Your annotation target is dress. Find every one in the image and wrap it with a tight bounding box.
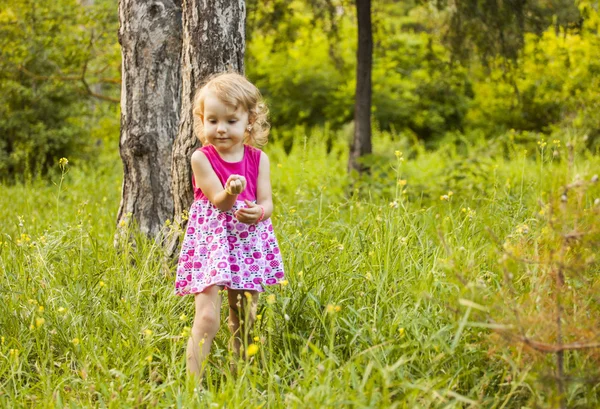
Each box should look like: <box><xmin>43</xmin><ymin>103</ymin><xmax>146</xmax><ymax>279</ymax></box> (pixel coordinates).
<box><xmin>175</xmin><ymin>144</ymin><xmax>285</xmax><ymax>295</ymax></box>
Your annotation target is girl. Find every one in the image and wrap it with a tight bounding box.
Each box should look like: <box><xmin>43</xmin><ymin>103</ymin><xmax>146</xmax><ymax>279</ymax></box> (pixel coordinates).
<box><xmin>174</xmin><ymin>72</ymin><xmax>285</xmax><ymax>378</ymax></box>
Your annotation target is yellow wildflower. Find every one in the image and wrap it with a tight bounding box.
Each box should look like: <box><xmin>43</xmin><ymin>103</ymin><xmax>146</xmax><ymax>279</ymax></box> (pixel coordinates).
<box><xmin>58</xmin><ymin>157</ymin><xmax>69</xmax><ymax>167</ymax></box>
<box><xmin>280</xmin><ymin>280</ymin><xmax>289</xmax><ymax>287</ymax></box>
<box><xmin>179</xmin><ymin>314</ymin><xmax>187</xmax><ymax>321</ymax></box>
<box><xmin>35</xmin><ymin>318</ymin><xmax>45</xmax><ymax>327</ymax></box>
<box><xmin>398</xmin><ymin>179</ymin><xmax>407</xmax><ymax>186</ymax></box>
<box><xmin>144</xmin><ymin>329</ymin><xmax>153</xmax><ymax>337</ymax></box>
<box><xmin>266</xmin><ymin>294</ymin><xmax>276</xmax><ymax>305</ymax></box>
<box><xmin>246</xmin><ymin>343</ymin><xmax>259</xmax><ymax>357</ymax></box>
<box><xmin>72</xmin><ymin>338</ymin><xmax>80</xmax><ymax>346</ymax></box>
<box><xmin>398</xmin><ymin>327</ymin><xmax>405</xmax><ymax>337</ymax></box>
<box><xmin>253</xmin><ymin>336</ymin><xmax>260</xmax><ymax>342</ymax></box>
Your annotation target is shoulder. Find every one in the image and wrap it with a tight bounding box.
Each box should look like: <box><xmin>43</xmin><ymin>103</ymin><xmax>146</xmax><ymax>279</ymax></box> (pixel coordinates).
<box><xmin>191</xmin><ymin>149</ymin><xmax>212</xmax><ymax>171</ymax></box>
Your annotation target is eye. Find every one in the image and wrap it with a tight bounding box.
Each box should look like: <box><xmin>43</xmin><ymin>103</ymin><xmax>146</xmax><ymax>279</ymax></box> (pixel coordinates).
<box><xmin>228</xmin><ymin>120</ymin><xmax>238</xmax><ymax>124</ymax></box>
<box><xmin>208</xmin><ymin>119</ymin><xmax>217</xmax><ymax>124</ymax></box>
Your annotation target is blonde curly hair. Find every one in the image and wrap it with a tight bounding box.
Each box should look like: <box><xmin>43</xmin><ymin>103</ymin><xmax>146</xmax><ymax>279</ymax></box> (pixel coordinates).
<box><xmin>192</xmin><ymin>72</ymin><xmax>270</xmax><ymax>147</ymax></box>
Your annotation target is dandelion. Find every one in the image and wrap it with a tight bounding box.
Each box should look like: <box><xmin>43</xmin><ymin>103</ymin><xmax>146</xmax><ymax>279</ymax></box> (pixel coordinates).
<box><xmin>280</xmin><ymin>280</ymin><xmax>289</xmax><ymax>287</ymax></box>
<box><xmin>398</xmin><ymin>327</ymin><xmax>405</xmax><ymax>337</ymax></box>
<box><xmin>35</xmin><ymin>318</ymin><xmax>45</xmax><ymax>327</ymax></box>
<box><xmin>256</xmin><ymin>314</ymin><xmax>262</xmax><ymax>320</ymax></box>
<box><xmin>144</xmin><ymin>329</ymin><xmax>153</xmax><ymax>337</ymax></box>
<box><xmin>38</xmin><ymin>306</ymin><xmax>44</xmax><ymax>313</ymax></box>
<box><xmin>246</xmin><ymin>343</ymin><xmax>259</xmax><ymax>356</ymax></box>
<box><xmin>266</xmin><ymin>294</ymin><xmax>276</xmax><ymax>305</ymax></box>
<box><xmin>253</xmin><ymin>336</ymin><xmax>260</xmax><ymax>342</ymax></box>
<box><xmin>146</xmin><ymin>355</ymin><xmax>153</xmax><ymax>363</ymax></box>
<box><xmin>99</xmin><ymin>281</ymin><xmax>105</xmax><ymax>288</ymax></box>
<box><xmin>72</xmin><ymin>338</ymin><xmax>80</xmax><ymax>346</ymax></box>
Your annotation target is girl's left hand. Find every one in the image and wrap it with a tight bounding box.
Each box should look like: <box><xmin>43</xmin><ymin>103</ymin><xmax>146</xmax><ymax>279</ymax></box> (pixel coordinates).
<box><xmin>234</xmin><ymin>200</ymin><xmax>263</xmax><ymax>224</ymax></box>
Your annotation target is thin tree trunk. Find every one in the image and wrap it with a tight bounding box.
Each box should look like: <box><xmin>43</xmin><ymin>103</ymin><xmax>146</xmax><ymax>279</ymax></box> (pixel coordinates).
<box><xmin>348</xmin><ymin>0</ymin><xmax>372</xmax><ymax>175</ymax></box>
<box><xmin>168</xmin><ymin>0</ymin><xmax>245</xmax><ymax>254</ymax></box>
<box><xmin>117</xmin><ymin>0</ymin><xmax>182</xmax><ymax>241</ymax></box>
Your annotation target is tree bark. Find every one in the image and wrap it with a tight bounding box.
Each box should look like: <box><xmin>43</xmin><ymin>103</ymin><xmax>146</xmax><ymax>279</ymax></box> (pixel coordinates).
<box><xmin>169</xmin><ymin>0</ymin><xmax>245</xmax><ymax>251</ymax></box>
<box><xmin>117</xmin><ymin>0</ymin><xmax>182</xmax><ymax>241</ymax></box>
<box><xmin>348</xmin><ymin>0</ymin><xmax>372</xmax><ymax>175</ymax></box>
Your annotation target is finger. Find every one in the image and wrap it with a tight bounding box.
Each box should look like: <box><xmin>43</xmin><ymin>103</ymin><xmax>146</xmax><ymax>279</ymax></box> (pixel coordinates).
<box><xmin>244</xmin><ymin>200</ymin><xmax>255</xmax><ymax>207</ymax></box>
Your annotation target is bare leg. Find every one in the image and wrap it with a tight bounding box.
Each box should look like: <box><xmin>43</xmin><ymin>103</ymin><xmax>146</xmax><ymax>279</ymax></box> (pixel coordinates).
<box><xmin>187</xmin><ymin>285</ymin><xmax>222</xmax><ymax>380</ymax></box>
<box><xmin>227</xmin><ymin>290</ymin><xmax>259</xmax><ymax>359</ymax></box>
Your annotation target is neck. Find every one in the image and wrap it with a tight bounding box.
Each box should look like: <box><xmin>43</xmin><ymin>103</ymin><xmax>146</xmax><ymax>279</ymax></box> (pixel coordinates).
<box><xmin>213</xmin><ymin>144</ymin><xmax>245</xmax><ymax>162</ymax></box>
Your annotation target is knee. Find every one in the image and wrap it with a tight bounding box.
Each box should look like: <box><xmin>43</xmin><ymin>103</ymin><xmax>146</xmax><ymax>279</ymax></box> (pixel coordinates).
<box><xmin>192</xmin><ymin>309</ymin><xmax>220</xmax><ymax>339</ymax></box>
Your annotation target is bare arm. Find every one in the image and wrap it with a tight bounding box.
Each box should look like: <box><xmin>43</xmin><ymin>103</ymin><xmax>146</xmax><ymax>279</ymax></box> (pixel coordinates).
<box><xmin>191</xmin><ymin>150</ymin><xmax>243</xmax><ymax>212</ymax></box>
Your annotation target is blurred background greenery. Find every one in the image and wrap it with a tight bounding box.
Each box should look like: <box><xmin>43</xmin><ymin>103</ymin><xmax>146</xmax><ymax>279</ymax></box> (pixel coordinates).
<box><xmin>1</xmin><ymin>0</ymin><xmax>599</xmax><ymax>180</ymax></box>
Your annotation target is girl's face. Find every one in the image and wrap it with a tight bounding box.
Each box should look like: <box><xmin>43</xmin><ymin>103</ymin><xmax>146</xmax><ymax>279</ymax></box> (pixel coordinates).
<box><xmin>202</xmin><ymin>91</ymin><xmax>249</xmax><ymax>154</ymax></box>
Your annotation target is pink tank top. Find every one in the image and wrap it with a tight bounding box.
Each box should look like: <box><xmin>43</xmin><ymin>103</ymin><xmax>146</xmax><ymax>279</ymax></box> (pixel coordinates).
<box><xmin>192</xmin><ymin>144</ymin><xmax>261</xmax><ymax>202</ymax></box>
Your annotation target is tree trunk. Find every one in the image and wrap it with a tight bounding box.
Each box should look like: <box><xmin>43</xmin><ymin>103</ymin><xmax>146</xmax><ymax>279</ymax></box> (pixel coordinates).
<box><xmin>169</xmin><ymin>0</ymin><xmax>245</xmax><ymax>253</ymax></box>
<box><xmin>348</xmin><ymin>0</ymin><xmax>372</xmax><ymax>175</ymax></box>
<box><xmin>117</xmin><ymin>0</ymin><xmax>182</xmax><ymax>240</ymax></box>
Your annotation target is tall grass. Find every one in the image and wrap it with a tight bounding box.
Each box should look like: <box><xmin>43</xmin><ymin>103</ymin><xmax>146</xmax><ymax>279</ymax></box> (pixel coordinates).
<box><xmin>0</xmin><ymin>131</ymin><xmax>599</xmax><ymax>408</ymax></box>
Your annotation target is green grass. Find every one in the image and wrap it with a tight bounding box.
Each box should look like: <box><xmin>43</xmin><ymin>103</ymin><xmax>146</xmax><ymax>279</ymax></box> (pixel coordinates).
<box><xmin>1</xmin><ymin>133</ymin><xmax>599</xmax><ymax>408</ymax></box>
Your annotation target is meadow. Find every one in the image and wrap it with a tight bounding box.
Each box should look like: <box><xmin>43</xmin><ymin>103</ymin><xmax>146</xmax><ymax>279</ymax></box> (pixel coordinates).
<box><xmin>1</xmin><ymin>131</ymin><xmax>599</xmax><ymax>408</ymax></box>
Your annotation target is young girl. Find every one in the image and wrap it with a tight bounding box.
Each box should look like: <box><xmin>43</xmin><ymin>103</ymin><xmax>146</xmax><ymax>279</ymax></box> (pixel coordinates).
<box><xmin>174</xmin><ymin>72</ymin><xmax>285</xmax><ymax>378</ymax></box>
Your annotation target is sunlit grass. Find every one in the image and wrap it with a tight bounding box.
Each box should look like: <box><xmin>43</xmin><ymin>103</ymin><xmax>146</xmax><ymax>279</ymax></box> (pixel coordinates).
<box><xmin>1</xmin><ymin>132</ymin><xmax>599</xmax><ymax>408</ymax></box>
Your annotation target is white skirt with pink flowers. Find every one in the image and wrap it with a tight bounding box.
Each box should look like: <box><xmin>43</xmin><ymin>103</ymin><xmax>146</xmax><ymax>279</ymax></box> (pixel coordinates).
<box><xmin>174</xmin><ymin>200</ymin><xmax>285</xmax><ymax>295</ymax></box>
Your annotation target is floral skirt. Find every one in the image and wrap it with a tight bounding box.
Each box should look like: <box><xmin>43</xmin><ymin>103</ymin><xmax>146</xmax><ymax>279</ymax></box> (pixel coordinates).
<box><xmin>175</xmin><ymin>200</ymin><xmax>285</xmax><ymax>296</ymax></box>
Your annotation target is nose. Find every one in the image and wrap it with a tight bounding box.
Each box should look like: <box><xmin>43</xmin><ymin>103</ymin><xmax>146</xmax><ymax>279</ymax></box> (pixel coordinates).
<box><xmin>217</xmin><ymin>122</ymin><xmax>226</xmax><ymax>134</ymax></box>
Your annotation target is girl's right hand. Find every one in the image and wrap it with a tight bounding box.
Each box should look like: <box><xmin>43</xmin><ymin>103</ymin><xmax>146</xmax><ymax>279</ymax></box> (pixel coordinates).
<box><xmin>224</xmin><ymin>174</ymin><xmax>246</xmax><ymax>195</ymax></box>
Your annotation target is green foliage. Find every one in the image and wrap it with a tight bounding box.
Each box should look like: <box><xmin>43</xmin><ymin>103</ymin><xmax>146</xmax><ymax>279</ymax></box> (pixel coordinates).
<box><xmin>1</xmin><ymin>133</ymin><xmax>599</xmax><ymax>407</ymax></box>
<box><xmin>466</xmin><ymin>21</ymin><xmax>600</xmax><ymax>146</ymax></box>
<box><xmin>247</xmin><ymin>1</ymin><xmax>473</xmax><ymax>143</ymax></box>
<box><xmin>0</xmin><ymin>0</ymin><xmax>119</xmax><ymax>180</ymax></box>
